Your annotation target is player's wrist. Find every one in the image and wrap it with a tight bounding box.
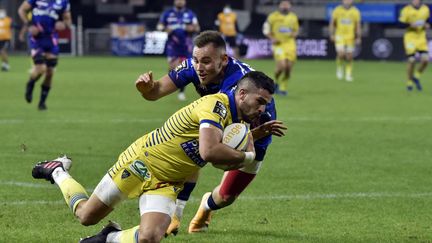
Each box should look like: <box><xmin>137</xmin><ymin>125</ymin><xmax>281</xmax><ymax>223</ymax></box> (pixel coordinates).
<box><xmin>243</xmin><ymin>151</ymin><xmax>255</xmax><ymax>164</ymax></box>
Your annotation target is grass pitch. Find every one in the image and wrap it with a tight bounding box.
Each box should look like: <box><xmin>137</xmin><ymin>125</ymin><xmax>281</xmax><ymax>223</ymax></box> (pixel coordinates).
<box><xmin>0</xmin><ymin>56</ymin><xmax>431</xmax><ymax>242</ymax></box>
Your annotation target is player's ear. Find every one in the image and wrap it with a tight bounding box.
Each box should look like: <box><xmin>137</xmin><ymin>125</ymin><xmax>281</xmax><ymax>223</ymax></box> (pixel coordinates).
<box><xmin>222</xmin><ymin>53</ymin><xmax>229</xmax><ymax>64</ymax></box>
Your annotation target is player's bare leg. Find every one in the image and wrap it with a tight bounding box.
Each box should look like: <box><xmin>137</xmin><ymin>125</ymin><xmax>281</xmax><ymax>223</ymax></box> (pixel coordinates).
<box><xmin>25</xmin><ymin>62</ymin><xmax>45</xmax><ymax>103</ymax></box>
<box><xmin>406</xmin><ymin>56</ymin><xmax>415</xmax><ymax>91</ymax></box>
<box><xmin>412</xmin><ymin>53</ymin><xmax>428</xmax><ymax>91</ymax></box>
<box><xmin>165</xmin><ymin>172</ymin><xmax>199</xmax><ymax>236</ymax></box>
<box><xmin>189</xmin><ymin>167</ymin><xmax>259</xmax><ymax>233</ymax></box>
<box><xmin>32</xmin><ymin>156</ymin><xmax>114</xmax><ymax>226</ymax></box>
<box><xmin>0</xmin><ymin>48</ymin><xmax>9</xmax><ymax>71</ymax></box>
<box><xmin>274</xmin><ymin>60</ymin><xmax>284</xmax><ymax>93</ymax></box>
<box><xmin>336</xmin><ymin>50</ymin><xmax>345</xmax><ymax>80</ymax></box>
<box><xmin>345</xmin><ymin>52</ymin><xmax>354</xmax><ymax>82</ymax></box>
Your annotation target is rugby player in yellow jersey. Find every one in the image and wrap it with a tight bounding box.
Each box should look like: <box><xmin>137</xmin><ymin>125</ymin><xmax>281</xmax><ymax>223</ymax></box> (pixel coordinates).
<box><xmin>399</xmin><ymin>0</ymin><xmax>430</xmax><ymax>91</ymax></box>
<box><xmin>263</xmin><ymin>0</ymin><xmax>299</xmax><ymax>96</ymax></box>
<box><xmin>329</xmin><ymin>0</ymin><xmax>361</xmax><ymax>82</ymax></box>
<box><xmin>0</xmin><ymin>9</ymin><xmax>12</xmax><ymax>71</ymax></box>
<box><xmin>216</xmin><ymin>5</ymin><xmax>240</xmax><ymax>59</ymax></box>
<box><xmin>31</xmin><ymin>71</ymin><xmax>275</xmax><ymax>243</ymax></box>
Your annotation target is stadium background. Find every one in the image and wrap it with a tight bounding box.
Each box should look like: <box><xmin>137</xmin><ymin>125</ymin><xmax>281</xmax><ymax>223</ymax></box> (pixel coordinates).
<box><xmin>2</xmin><ymin>0</ymin><xmax>432</xmax><ymax>59</ymax></box>
<box><xmin>1</xmin><ymin>1</ymin><xmax>432</xmax><ymax>242</ymax></box>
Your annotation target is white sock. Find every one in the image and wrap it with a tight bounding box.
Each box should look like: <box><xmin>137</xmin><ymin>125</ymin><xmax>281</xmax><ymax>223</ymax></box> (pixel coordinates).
<box><xmin>175</xmin><ymin>199</ymin><xmax>187</xmax><ymax>219</ymax></box>
<box><xmin>52</xmin><ymin>167</ymin><xmax>71</xmax><ymax>185</ymax></box>
<box><xmin>203</xmin><ymin>197</ymin><xmax>211</xmax><ymax>211</ymax></box>
<box><xmin>106</xmin><ymin>231</ymin><xmax>121</xmax><ymax>243</ymax></box>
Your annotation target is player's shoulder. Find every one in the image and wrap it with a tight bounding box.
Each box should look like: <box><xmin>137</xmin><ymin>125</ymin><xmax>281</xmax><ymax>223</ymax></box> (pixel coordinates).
<box><xmin>401</xmin><ymin>4</ymin><xmax>411</xmax><ymax>12</ymax></box>
<box><xmin>174</xmin><ymin>58</ymin><xmax>194</xmax><ymax>73</ymax></box>
<box><xmin>185</xmin><ymin>8</ymin><xmax>198</xmax><ymax>16</ymax></box>
<box><xmin>421</xmin><ymin>4</ymin><xmax>430</xmax><ymax>12</ymax></box>
<box><xmin>333</xmin><ymin>5</ymin><xmax>344</xmax><ymax>12</ymax></box>
<box><xmin>268</xmin><ymin>11</ymin><xmax>279</xmax><ymax>20</ymax></box>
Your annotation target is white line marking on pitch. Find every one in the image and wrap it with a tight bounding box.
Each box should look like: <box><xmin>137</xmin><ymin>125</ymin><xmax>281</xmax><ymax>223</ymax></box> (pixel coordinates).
<box><xmin>1</xmin><ymin>116</ymin><xmax>432</xmax><ymax>125</ymax></box>
<box><xmin>2</xmin><ymin>180</ymin><xmax>432</xmax><ymax>205</ymax></box>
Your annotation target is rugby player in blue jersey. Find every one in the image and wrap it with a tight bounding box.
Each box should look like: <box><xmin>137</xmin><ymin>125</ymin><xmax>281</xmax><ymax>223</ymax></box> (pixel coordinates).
<box><xmin>136</xmin><ymin>30</ymin><xmax>287</xmax><ymax>235</ymax></box>
<box><xmin>18</xmin><ymin>0</ymin><xmax>71</xmax><ymax>110</ymax></box>
<box><xmin>157</xmin><ymin>0</ymin><xmax>200</xmax><ymax>101</ymax></box>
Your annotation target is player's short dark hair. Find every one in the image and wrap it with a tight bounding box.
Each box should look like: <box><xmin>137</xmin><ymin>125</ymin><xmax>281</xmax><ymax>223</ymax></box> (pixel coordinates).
<box><xmin>193</xmin><ymin>30</ymin><xmax>227</xmax><ymax>50</ymax></box>
<box><xmin>237</xmin><ymin>71</ymin><xmax>275</xmax><ymax>94</ymax></box>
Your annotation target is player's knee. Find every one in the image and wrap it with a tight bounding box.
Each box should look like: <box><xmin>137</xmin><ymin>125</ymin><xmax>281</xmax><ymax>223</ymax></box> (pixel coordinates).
<box><xmin>75</xmin><ymin>207</ymin><xmax>101</xmax><ymax>226</ymax></box>
<box><xmin>46</xmin><ymin>58</ymin><xmax>58</xmax><ymax>68</ymax></box>
<box><xmin>407</xmin><ymin>55</ymin><xmax>416</xmax><ymax>63</ymax></box>
<box><xmin>137</xmin><ymin>228</ymin><xmax>164</xmax><ymax>243</ymax></box>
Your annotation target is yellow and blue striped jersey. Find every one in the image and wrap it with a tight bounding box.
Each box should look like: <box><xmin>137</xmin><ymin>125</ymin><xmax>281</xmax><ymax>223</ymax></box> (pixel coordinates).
<box><xmin>266</xmin><ymin>11</ymin><xmax>299</xmax><ymax>43</ymax></box>
<box><xmin>138</xmin><ymin>92</ymin><xmax>238</xmax><ymax>182</ymax></box>
<box><xmin>332</xmin><ymin>5</ymin><xmax>361</xmax><ymax>39</ymax></box>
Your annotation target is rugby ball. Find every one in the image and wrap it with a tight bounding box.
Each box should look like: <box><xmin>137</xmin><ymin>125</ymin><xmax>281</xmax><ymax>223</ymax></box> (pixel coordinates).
<box><xmin>222</xmin><ymin>123</ymin><xmax>249</xmax><ymax>151</ymax></box>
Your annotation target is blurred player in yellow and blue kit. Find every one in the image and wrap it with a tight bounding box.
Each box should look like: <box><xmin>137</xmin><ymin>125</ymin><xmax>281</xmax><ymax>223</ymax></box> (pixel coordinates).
<box><xmin>216</xmin><ymin>4</ymin><xmax>240</xmax><ymax>59</ymax></box>
<box><xmin>329</xmin><ymin>0</ymin><xmax>361</xmax><ymax>82</ymax></box>
<box><xmin>0</xmin><ymin>9</ymin><xmax>12</xmax><ymax>71</ymax></box>
<box><xmin>263</xmin><ymin>0</ymin><xmax>299</xmax><ymax>96</ymax></box>
<box><xmin>399</xmin><ymin>0</ymin><xmax>430</xmax><ymax>91</ymax></box>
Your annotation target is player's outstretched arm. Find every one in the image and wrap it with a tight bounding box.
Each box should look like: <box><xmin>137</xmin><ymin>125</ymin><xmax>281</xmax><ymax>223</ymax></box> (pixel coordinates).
<box><xmin>251</xmin><ymin>120</ymin><xmax>287</xmax><ymax>140</ymax></box>
<box><xmin>135</xmin><ymin>72</ymin><xmax>178</xmax><ymax>101</ymax></box>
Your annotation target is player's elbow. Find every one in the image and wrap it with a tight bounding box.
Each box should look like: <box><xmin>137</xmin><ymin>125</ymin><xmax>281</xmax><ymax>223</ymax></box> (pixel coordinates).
<box><xmin>200</xmin><ymin>145</ymin><xmax>221</xmax><ymax>162</ymax></box>
<box><xmin>200</xmin><ymin>149</ymin><xmax>215</xmax><ymax>162</ymax></box>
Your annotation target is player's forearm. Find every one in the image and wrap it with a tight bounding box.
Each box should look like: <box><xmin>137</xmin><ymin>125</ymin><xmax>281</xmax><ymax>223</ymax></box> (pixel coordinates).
<box><xmin>18</xmin><ymin>9</ymin><xmax>29</xmax><ymax>25</ymax></box>
<box><xmin>201</xmin><ymin>143</ymin><xmax>246</xmax><ymax>165</ymax></box>
<box><xmin>63</xmin><ymin>13</ymin><xmax>72</xmax><ymax>28</ymax></box>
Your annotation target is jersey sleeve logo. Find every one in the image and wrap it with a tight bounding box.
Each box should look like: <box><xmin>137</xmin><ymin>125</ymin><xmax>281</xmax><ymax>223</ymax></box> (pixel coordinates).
<box><xmin>174</xmin><ymin>59</ymin><xmax>189</xmax><ymax>73</ymax></box>
<box><xmin>213</xmin><ymin>101</ymin><xmax>227</xmax><ymax>119</ymax></box>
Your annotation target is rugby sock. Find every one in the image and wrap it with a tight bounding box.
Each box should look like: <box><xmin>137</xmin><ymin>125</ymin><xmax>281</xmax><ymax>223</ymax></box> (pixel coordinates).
<box><xmin>109</xmin><ymin>225</ymin><xmax>139</xmax><ymax>243</ymax></box>
<box><xmin>175</xmin><ymin>199</ymin><xmax>187</xmax><ymax>219</ymax></box>
<box><xmin>279</xmin><ymin>76</ymin><xmax>288</xmax><ymax>93</ymax></box>
<box><xmin>345</xmin><ymin>61</ymin><xmax>353</xmax><ymax>78</ymax></box>
<box><xmin>414</xmin><ymin>70</ymin><xmax>422</xmax><ymax>79</ymax></box>
<box><xmin>39</xmin><ymin>85</ymin><xmax>51</xmax><ymax>105</ymax></box>
<box><xmin>53</xmin><ymin>168</ymin><xmax>89</xmax><ymax>213</ymax></box>
<box><xmin>336</xmin><ymin>57</ymin><xmax>343</xmax><ymax>71</ymax></box>
<box><xmin>174</xmin><ymin>181</ymin><xmax>195</xmax><ymax>218</ymax></box>
<box><xmin>204</xmin><ymin>194</ymin><xmax>221</xmax><ymax>211</ymax></box>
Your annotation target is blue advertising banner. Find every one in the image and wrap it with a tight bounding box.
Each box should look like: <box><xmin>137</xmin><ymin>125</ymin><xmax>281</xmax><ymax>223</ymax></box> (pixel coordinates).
<box><xmin>326</xmin><ymin>3</ymin><xmax>397</xmax><ymax>23</ymax></box>
<box><xmin>111</xmin><ymin>23</ymin><xmax>146</xmax><ymax>56</ymax></box>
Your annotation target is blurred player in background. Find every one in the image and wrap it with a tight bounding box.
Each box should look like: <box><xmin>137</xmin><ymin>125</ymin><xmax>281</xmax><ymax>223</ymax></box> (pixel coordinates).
<box><xmin>157</xmin><ymin>0</ymin><xmax>200</xmax><ymax>101</ymax></box>
<box><xmin>399</xmin><ymin>0</ymin><xmax>430</xmax><ymax>91</ymax></box>
<box><xmin>0</xmin><ymin>9</ymin><xmax>12</xmax><ymax>71</ymax></box>
<box><xmin>18</xmin><ymin>0</ymin><xmax>72</xmax><ymax>110</ymax></box>
<box><xmin>136</xmin><ymin>31</ymin><xmax>286</xmax><ymax>236</ymax></box>
<box><xmin>263</xmin><ymin>0</ymin><xmax>299</xmax><ymax>96</ymax></box>
<box><xmin>32</xmin><ymin>72</ymin><xmax>274</xmax><ymax>243</ymax></box>
<box><xmin>216</xmin><ymin>4</ymin><xmax>240</xmax><ymax>59</ymax></box>
<box><xmin>329</xmin><ymin>0</ymin><xmax>361</xmax><ymax>82</ymax></box>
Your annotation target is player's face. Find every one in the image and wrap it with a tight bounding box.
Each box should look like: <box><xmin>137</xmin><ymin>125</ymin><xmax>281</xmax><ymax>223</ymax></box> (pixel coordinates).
<box><xmin>279</xmin><ymin>1</ymin><xmax>291</xmax><ymax>14</ymax></box>
<box><xmin>174</xmin><ymin>0</ymin><xmax>186</xmax><ymax>9</ymax></box>
<box><xmin>192</xmin><ymin>44</ymin><xmax>228</xmax><ymax>85</ymax></box>
<box><xmin>412</xmin><ymin>0</ymin><xmax>421</xmax><ymax>7</ymax></box>
<box><xmin>342</xmin><ymin>0</ymin><xmax>353</xmax><ymax>7</ymax></box>
<box><xmin>238</xmin><ymin>87</ymin><xmax>272</xmax><ymax>123</ymax></box>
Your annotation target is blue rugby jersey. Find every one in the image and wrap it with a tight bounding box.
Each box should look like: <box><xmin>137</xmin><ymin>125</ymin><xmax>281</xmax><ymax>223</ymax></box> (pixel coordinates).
<box><xmin>28</xmin><ymin>0</ymin><xmax>70</xmax><ymax>36</ymax></box>
<box><xmin>159</xmin><ymin>8</ymin><xmax>198</xmax><ymax>58</ymax></box>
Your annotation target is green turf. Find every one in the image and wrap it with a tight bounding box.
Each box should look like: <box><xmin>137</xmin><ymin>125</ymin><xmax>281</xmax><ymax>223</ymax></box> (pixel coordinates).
<box><xmin>1</xmin><ymin>56</ymin><xmax>431</xmax><ymax>242</ymax></box>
